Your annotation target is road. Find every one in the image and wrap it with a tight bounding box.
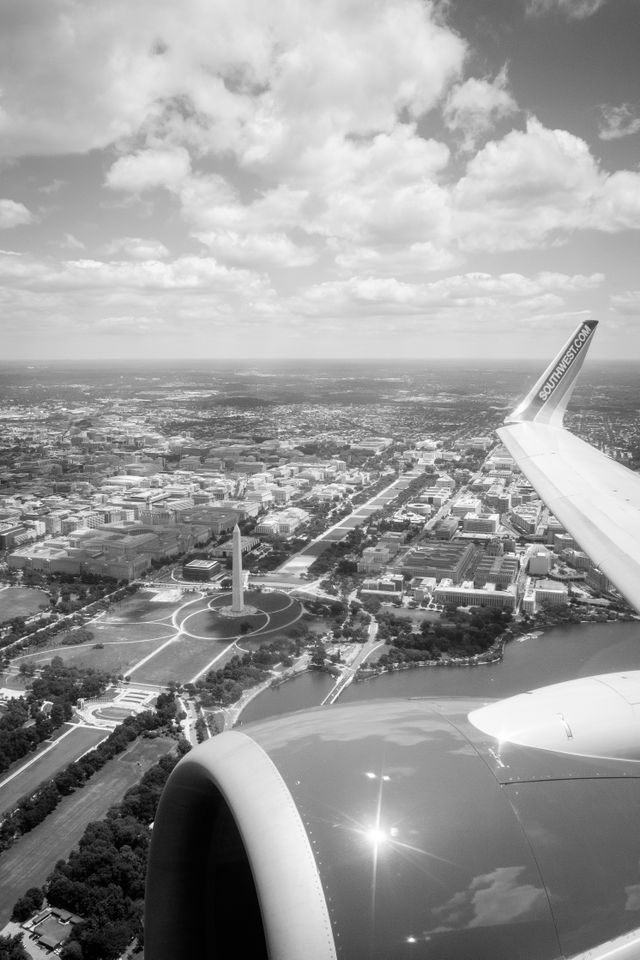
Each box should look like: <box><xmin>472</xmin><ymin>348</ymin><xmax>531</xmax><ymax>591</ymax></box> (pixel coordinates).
<box><xmin>321</xmin><ymin>619</ymin><xmax>383</xmax><ymax>705</ymax></box>
<box><xmin>275</xmin><ymin>472</ymin><xmax>420</xmax><ymax>576</ymax></box>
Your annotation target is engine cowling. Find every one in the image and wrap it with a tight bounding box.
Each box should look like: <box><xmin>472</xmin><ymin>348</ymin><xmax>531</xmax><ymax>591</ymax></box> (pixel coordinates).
<box><xmin>145</xmin><ymin>679</ymin><xmax>640</xmax><ymax>959</ymax></box>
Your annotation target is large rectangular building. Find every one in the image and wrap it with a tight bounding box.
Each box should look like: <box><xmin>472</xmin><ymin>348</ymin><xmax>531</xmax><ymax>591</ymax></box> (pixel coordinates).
<box><xmin>399</xmin><ymin>542</ymin><xmax>477</xmax><ymax>581</ymax></box>
<box><xmin>434</xmin><ymin>579</ymin><xmax>516</xmax><ymax>611</ymax></box>
<box><xmin>463</xmin><ymin>513</ymin><xmax>499</xmax><ymax>535</ymax></box>
<box><xmin>183</xmin><ymin>559</ymin><xmax>221</xmax><ymax>581</ymax></box>
<box><xmin>473</xmin><ymin>554</ymin><xmax>519</xmax><ymax>588</ymax></box>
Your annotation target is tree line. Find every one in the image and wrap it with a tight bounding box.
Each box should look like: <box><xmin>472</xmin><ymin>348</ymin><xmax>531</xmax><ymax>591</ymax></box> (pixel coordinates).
<box><xmin>0</xmin><ymin>658</ymin><xmax>112</xmax><ymax>779</ymax></box>
<box><xmin>376</xmin><ymin>606</ymin><xmax>512</xmax><ymax>666</ymax></box>
<box><xmin>0</xmin><ymin>582</ymin><xmax>137</xmax><ymax>659</ymax></box>
<box><xmin>10</xmin><ymin>744</ymin><xmax>186</xmax><ymax>960</ymax></box>
<box><xmin>0</xmin><ymin>692</ymin><xmax>179</xmax><ymax>855</ymax></box>
<box><xmin>184</xmin><ymin>636</ymin><xmax>303</xmax><ymax>708</ymax></box>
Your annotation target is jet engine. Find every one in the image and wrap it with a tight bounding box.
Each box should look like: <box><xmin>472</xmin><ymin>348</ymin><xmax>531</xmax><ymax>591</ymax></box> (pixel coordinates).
<box><xmin>145</xmin><ymin>674</ymin><xmax>640</xmax><ymax>960</ymax></box>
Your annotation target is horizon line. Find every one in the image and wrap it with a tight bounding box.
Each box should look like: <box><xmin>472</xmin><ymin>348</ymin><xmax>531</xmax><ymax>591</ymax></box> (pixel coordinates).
<box><xmin>0</xmin><ymin>356</ymin><xmax>637</xmax><ymax>365</ymax></box>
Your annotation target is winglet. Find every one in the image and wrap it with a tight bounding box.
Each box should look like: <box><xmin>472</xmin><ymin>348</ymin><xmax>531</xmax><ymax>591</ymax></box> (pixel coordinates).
<box><xmin>505</xmin><ymin>319</ymin><xmax>598</xmax><ymax>426</ymax></box>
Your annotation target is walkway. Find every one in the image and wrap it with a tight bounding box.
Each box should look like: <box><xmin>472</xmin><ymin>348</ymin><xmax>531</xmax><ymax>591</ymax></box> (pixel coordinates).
<box><xmin>321</xmin><ymin>620</ymin><xmax>383</xmax><ymax>705</ymax></box>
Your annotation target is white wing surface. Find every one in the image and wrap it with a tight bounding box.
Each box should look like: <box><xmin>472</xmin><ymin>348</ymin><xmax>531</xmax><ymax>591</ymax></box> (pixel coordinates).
<box><xmin>498</xmin><ymin>320</ymin><xmax>640</xmax><ymax>612</ymax></box>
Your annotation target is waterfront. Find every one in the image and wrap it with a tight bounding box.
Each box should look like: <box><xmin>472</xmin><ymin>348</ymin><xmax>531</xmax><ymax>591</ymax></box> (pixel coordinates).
<box><xmin>238</xmin><ymin>620</ymin><xmax>640</xmax><ymax>724</ymax></box>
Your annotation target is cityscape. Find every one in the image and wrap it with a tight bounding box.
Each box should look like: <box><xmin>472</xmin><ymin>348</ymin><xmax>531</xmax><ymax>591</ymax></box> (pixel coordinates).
<box><xmin>1</xmin><ymin>357</ymin><xmax>640</xmax><ymax>956</ymax></box>
<box><xmin>1</xmin><ymin>0</ymin><xmax>640</xmax><ymax>956</ymax></box>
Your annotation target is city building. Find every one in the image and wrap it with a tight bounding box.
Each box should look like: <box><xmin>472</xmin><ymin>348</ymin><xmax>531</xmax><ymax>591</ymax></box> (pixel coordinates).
<box><xmin>451</xmin><ymin>497</ymin><xmax>481</xmax><ymax>518</ymax></box>
<box><xmin>534</xmin><ymin>579</ymin><xmax>569</xmax><ymax>607</ymax></box>
<box><xmin>433</xmin><ymin>579</ymin><xmax>516</xmax><ymax>610</ymax></box>
<box><xmin>183</xmin><ymin>559</ymin><xmax>221</xmax><ymax>581</ymax></box>
<box><xmin>174</xmin><ymin>506</ymin><xmax>240</xmax><ymax>536</ymax></box>
<box><xmin>360</xmin><ymin>574</ymin><xmax>404</xmax><ymax>596</ymax></box>
<box><xmin>213</xmin><ymin>535</ymin><xmax>259</xmax><ymax>558</ymax></box>
<box><xmin>399</xmin><ymin>542</ymin><xmax>477</xmax><ymax>581</ymax></box>
<box><xmin>462</xmin><ymin>513</ymin><xmax>499</xmax><ymax>535</ymax></box>
<box><xmin>434</xmin><ymin>517</ymin><xmax>459</xmax><ymax>540</ymax></box>
<box><xmin>473</xmin><ymin>554</ymin><xmax>519</xmax><ymax>588</ymax></box>
<box><xmin>522</xmin><ymin>577</ymin><xmax>537</xmax><ymax>615</ymax></box>
<box><xmin>255</xmin><ymin>508</ymin><xmax>309</xmax><ymax>536</ymax></box>
<box><xmin>510</xmin><ymin>503</ymin><xmax>542</xmax><ymax>535</ymax></box>
<box><xmin>528</xmin><ymin>549</ymin><xmax>551</xmax><ymax>575</ymax></box>
<box><xmin>418</xmin><ymin>488</ymin><xmax>450</xmax><ymax>508</ymax></box>
<box><xmin>357</xmin><ymin>545</ymin><xmax>392</xmax><ymax>574</ymax></box>
<box><xmin>350</xmin><ymin>438</ymin><xmax>393</xmax><ymax>454</ymax></box>
<box><xmin>409</xmin><ymin>576</ymin><xmax>437</xmax><ymax>602</ymax></box>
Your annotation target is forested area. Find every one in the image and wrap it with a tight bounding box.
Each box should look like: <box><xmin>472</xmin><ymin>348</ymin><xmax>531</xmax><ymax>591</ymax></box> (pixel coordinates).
<box><xmin>0</xmin><ymin>659</ymin><xmax>112</xmax><ymax>777</ymax></box>
<box><xmin>186</xmin><ymin>637</ymin><xmax>303</xmax><ymax>706</ymax></box>
<box><xmin>12</xmin><ymin>747</ymin><xmax>185</xmax><ymax>960</ymax></box>
<box><xmin>0</xmin><ymin>932</ymin><xmax>29</xmax><ymax>959</ymax></box>
<box><xmin>376</xmin><ymin>607</ymin><xmax>512</xmax><ymax>666</ymax></box>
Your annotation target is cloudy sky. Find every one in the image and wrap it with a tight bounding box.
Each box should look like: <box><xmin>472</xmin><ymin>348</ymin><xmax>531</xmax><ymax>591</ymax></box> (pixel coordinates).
<box><xmin>1</xmin><ymin>0</ymin><xmax>639</xmax><ymax>360</ymax></box>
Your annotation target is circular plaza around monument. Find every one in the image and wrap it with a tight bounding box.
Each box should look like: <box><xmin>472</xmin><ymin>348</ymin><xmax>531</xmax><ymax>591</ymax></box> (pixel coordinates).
<box><xmin>180</xmin><ymin>589</ymin><xmax>303</xmax><ymax>642</ymax></box>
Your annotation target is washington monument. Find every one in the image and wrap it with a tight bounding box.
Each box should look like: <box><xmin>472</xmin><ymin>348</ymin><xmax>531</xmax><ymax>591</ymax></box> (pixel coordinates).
<box><xmin>231</xmin><ymin>524</ymin><xmax>244</xmax><ymax>614</ymax></box>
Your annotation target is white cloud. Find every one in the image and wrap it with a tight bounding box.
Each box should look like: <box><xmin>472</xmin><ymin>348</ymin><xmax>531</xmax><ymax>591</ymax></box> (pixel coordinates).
<box><xmin>194</xmin><ymin>231</ymin><xmax>316</xmax><ymax>267</ymax></box>
<box><xmin>611</xmin><ymin>291</ymin><xmax>640</xmax><ymax>315</ymax></box>
<box><xmin>296</xmin><ymin>128</ymin><xmax>452</xmax><ymax>246</ymax></box>
<box><xmin>0</xmin><ymin>0</ymin><xmax>465</xmax><ymax>159</ymax></box>
<box><xmin>180</xmin><ymin>177</ymin><xmax>307</xmax><ymax>234</ymax></box>
<box><xmin>0</xmin><ymin>249</ymin><xmax>281</xmax><ymax>348</ymax></box>
<box><xmin>0</xmin><ymin>252</ymin><xmax>267</xmax><ymax>294</ymax></box>
<box><xmin>105</xmin><ymin>237</ymin><xmax>170</xmax><ymax>259</ymax></box>
<box><xmin>526</xmin><ymin>0</ymin><xmax>606</xmax><ymax>18</ymax></box>
<box><xmin>333</xmin><ymin>241</ymin><xmax>459</xmax><ymax>276</ymax></box>
<box><xmin>1</xmin><ymin>0</ymin><xmax>638</xmax><ymax>357</ymax></box>
<box><xmin>0</xmin><ymin>199</ymin><xmax>33</xmax><ymax>229</ymax></box>
<box><xmin>106</xmin><ymin>148</ymin><xmax>191</xmax><ymax>192</ymax></box>
<box><xmin>599</xmin><ymin>103</ymin><xmax>640</xmax><ymax>141</ymax></box>
<box><xmin>444</xmin><ymin>66</ymin><xmax>518</xmax><ymax>150</ymax></box>
<box><xmin>453</xmin><ymin>119</ymin><xmax>640</xmax><ymax>251</ymax></box>
<box><xmin>298</xmin><ymin>270</ymin><xmax>601</xmax><ymax>316</ymax></box>
<box><xmin>60</xmin><ymin>233</ymin><xmax>85</xmax><ymax>251</ymax></box>
<box><xmin>177</xmin><ymin>116</ymin><xmax>640</xmax><ymax>271</ymax></box>
<box><xmin>594</xmin><ymin>171</ymin><xmax>640</xmax><ymax>231</ymax></box>
<box><xmin>177</xmin><ymin>127</ymin><xmax>453</xmax><ymax>270</ymax></box>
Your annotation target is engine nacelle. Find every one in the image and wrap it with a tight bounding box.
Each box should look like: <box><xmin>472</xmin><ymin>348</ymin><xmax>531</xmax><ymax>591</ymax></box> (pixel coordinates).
<box><xmin>146</xmin><ymin>680</ymin><xmax>640</xmax><ymax>959</ymax></box>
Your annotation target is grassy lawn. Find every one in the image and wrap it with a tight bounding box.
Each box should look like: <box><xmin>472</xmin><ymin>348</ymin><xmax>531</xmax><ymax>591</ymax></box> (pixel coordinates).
<box><xmin>244</xmin><ymin>591</ymin><xmax>294</xmax><ymax>613</ymax></box>
<box><xmin>182</xmin><ymin>607</ymin><xmax>268</xmax><ymax>640</ymax></box>
<box><xmin>9</xmin><ymin>590</ymin><xmax>303</xmax><ymax>688</ymax></box>
<box><xmin>15</xmin><ymin>619</ymin><xmax>174</xmax><ymax>675</ymax></box>
<box><xmin>135</xmin><ymin>636</ymin><xmax>232</xmax><ymax>686</ymax></box>
<box><xmin>103</xmin><ymin>591</ymin><xmax>178</xmax><ymax>623</ymax></box>
<box><xmin>0</xmin><ymin>735</ymin><xmax>176</xmax><ymax>925</ymax></box>
<box><xmin>0</xmin><ymin>587</ymin><xmax>50</xmax><ymax>623</ymax></box>
<box><xmin>0</xmin><ymin>726</ymin><xmax>108</xmax><ymax>815</ymax></box>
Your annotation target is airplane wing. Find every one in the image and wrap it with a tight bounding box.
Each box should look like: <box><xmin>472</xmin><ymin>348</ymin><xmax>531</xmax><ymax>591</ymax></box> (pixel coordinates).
<box><xmin>498</xmin><ymin>319</ymin><xmax>640</xmax><ymax>612</ymax></box>
<box><xmin>145</xmin><ymin>319</ymin><xmax>640</xmax><ymax>960</ymax></box>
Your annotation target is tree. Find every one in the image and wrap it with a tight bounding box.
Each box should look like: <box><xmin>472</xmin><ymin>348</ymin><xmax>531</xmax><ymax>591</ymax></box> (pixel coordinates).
<box><xmin>0</xmin><ymin>934</ymin><xmax>29</xmax><ymax>960</ymax></box>
<box><xmin>310</xmin><ymin>645</ymin><xmax>326</xmax><ymax>668</ymax></box>
<box><xmin>60</xmin><ymin>942</ymin><xmax>83</xmax><ymax>960</ymax></box>
<box><xmin>11</xmin><ymin>887</ymin><xmax>44</xmax><ymax>922</ymax></box>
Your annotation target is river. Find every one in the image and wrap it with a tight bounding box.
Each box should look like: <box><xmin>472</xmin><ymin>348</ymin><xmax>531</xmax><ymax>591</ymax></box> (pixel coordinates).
<box><xmin>238</xmin><ymin>620</ymin><xmax>640</xmax><ymax>725</ymax></box>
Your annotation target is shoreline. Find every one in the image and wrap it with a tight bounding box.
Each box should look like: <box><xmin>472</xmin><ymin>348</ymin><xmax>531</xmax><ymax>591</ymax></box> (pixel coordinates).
<box><xmin>217</xmin><ymin>614</ymin><xmax>637</xmax><ymax>725</ymax></box>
